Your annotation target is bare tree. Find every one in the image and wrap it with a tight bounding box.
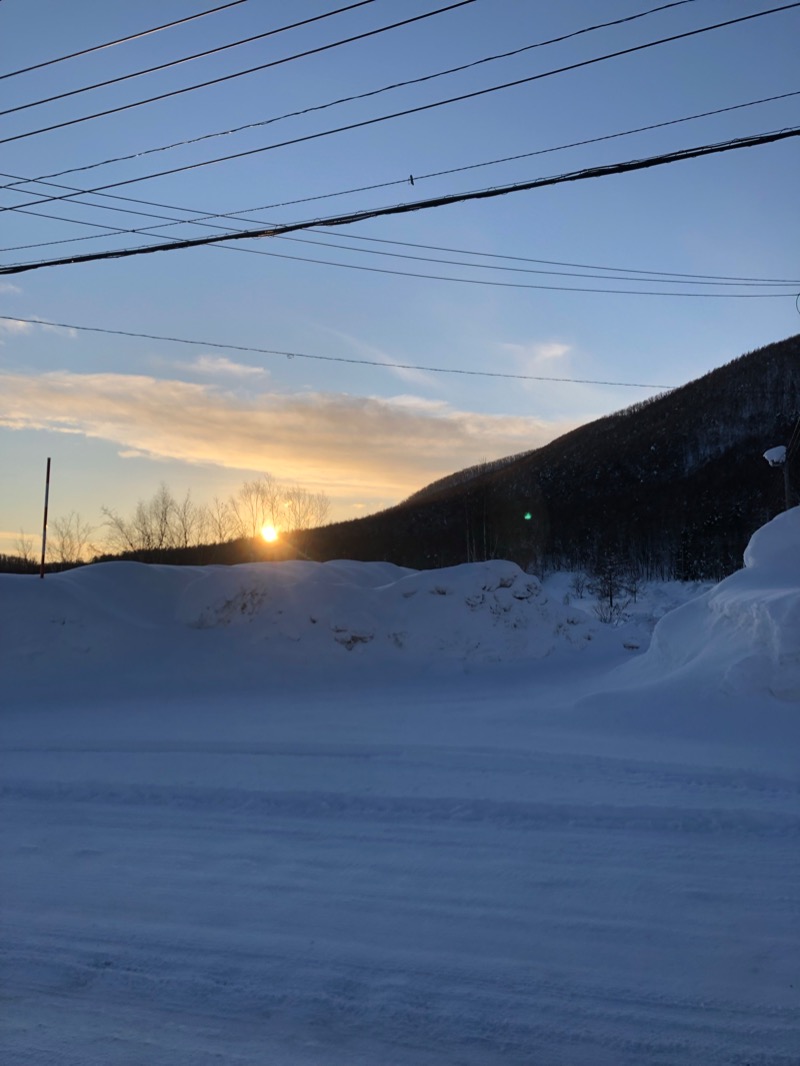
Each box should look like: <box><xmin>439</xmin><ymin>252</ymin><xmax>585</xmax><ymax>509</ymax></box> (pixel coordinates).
<box><xmin>587</xmin><ymin>556</ymin><xmax>630</xmax><ymax>625</ymax></box>
<box><xmin>229</xmin><ymin>474</ymin><xmax>281</xmax><ymax>538</ymax></box>
<box><xmin>50</xmin><ymin>512</ymin><xmax>94</xmax><ymax>564</ymax></box>
<box><xmin>148</xmin><ymin>482</ymin><xmax>175</xmax><ymax>550</ymax></box>
<box><xmin>101</xmin><ymin>505</ymin><xmax>138</xmax><ymax>554</ymax></box>
<box><xmin>14</xmin><ymin>529</ymin><xmax>35</xmax><ymax>566</ymax></box>
<box><xmin>102</xmin><ymin>483</ymin><xmax>182</xmax><ymax>554</ymax></box>
<box><xmin>204</xmin><ymin>496</ymin><xmax>237</xmax><ymax>543</ymax></box>
<box><xmin>98</xmin><ymin>476</ymin><xmax>331</xmax><ymax>555</ymax></box>
<box><xmin>282</xmin><ymin>484</ymin><xmax>330</xmax><ymax>531</ymax></box>
<box><xmin>172</xmin><ymin>489</ymin><xmax>205</xmax><ymax>548</ymax></box>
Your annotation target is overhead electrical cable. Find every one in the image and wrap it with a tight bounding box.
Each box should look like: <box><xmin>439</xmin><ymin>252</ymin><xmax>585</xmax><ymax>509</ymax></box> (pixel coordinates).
<box><xmin>104</xmin><ymin>82</ymin><xmax>789</xmax><ymax>218</ymax></box>
<box><xmin>4</xmin><ymin>89</ymin><xmax>797</xmax><ymax>249</ymax></box>
<box><xmin>322</xmin><ymin>232</ymin><xmax>800</xmax><ymax>285</ymax></box>
<box><xmin>3</xmin><ymin>89</ymin><xmax>797</xmax><ymax>279</ymax></box>
<box><xmin>0</xmin><ymin>0</ymin><xmax>478</xmax><ymax>147</ymax></box>
<box><xmin>2</xmin><ymin>208</ymin><xmax>795</xmax><ymax>288</ymax></box>
<box><xmin>204</xmin><ymin>241</ymin><xmax>795</xmax><ymax>295</ymax></box>
<box><xmin>4</xmin><ymin>198</ymin><xmax>793</xmax><ymax>291</ymax></box>
<box><xmin>229</xmin><ymin>235</ymin><xmax>799</xmax><ymax>287</ymax></box>
<box><xmin>4</xmin><ymin>2</ymin><xmax>797</xmax><ymax>209</ymax></box>
<box><xmin>7</xmin><ymin>181</ymin><xmax>794</xmax><ymax>287</ymax></box>
<box><xmin>1</xmin><ymin>0</ymin><xmax>704</xmax><ymax>184</ymax></box>
<box><xmin>2</xmin><ymin>126</ymin><xmax>798</xmax><ymax>277</ymax></box>
<box><xmin>2</xmin><ymin>206</ymin><xmax>794</xmax><ymax>295</ymax></box>
<box><xmin>3</xmin><ymin>96</ymin><xmax>798</xmax><ymax>287</ymax></box>
<box><xmin>0</xmin><ymin>1</ymin><xmax>254</xmax><ymax>81</ymax></box>
<box><xmin>0</xmin><ymin>315</ymin><xmax>675</xmax><ymax>389</ymax></box>
<box><xmin>6</xmin><ymin>89</ymin><xmax>797</xmax><ymax>209</ymax></box>
<box><xmin>5</xmin><ymin>189</ymin><xmax>797</xmax><ymax>289</ymax></box>
<box><xmin>0</xmin><ymin>0</ymin><xmax>381</xmax><ymax>117</ymax></box>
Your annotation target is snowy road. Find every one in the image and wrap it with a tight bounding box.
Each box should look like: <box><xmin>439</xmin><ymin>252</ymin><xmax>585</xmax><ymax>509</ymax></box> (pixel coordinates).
<box><xmin>3</xmin><ymin>677</ymin><xmax>799</xmax><ymax>1066</ymax></box>
<box><xmin>3</xmin><ymin>534</ymin><xmax>799</xmax><ymax>1064</ymax></box>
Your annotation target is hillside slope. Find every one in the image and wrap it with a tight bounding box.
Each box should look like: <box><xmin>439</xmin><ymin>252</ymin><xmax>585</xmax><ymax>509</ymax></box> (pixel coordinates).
<box><xmin>299</xmin><ymin>335</ymin><xmax>799</xmax><ymax>578</ymax></box>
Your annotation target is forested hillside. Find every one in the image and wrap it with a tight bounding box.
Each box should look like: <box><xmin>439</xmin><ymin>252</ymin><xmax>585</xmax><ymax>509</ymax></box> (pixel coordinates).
<box><xmin>296</xmin><ymin>334</ymin><xmax>799</xmax><ymax>579</ymax></box>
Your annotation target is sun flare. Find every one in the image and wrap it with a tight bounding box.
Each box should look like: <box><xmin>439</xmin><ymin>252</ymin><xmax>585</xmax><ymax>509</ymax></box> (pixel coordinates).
<box><xmin>260</xmin><ymin>524</ymin><xmax>278</xmax><ymax>543</ymax></box>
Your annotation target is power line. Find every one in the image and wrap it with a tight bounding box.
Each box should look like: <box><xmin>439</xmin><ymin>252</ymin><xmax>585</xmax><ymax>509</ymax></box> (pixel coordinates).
<box><xmin>6</xmin><ymin>186</ymin><xmax>797</xmax><ymax>291</ymax></box>
<box><xmin>291</xmin><ymin>232</ymin><xmax>800</xmax><ymax>286</ymax></box>
<box><xmin>5</xmin><ymin>2</ymin><xmax>797</xmax><ymax>208</ymax></box>
<box><xmin>0</xmin><ymin>315</ymin><xmax>676</xmax><ymax>389</ymax></box>
<box><xmin>206</xmin><ymin>241</ymin><xmax>795</xmax><ymax>295</ymax></box>
<box><xmin>2</xmin><ymin>126</ymin><xmax>797</xmax><ymax>277</ymax></box>
<box><xmin>153</xmin><ymin>88</ymin><xmax>799</xmax><ymax>221</ymax></box>
<box><xmin>0</xmin><ymin>0</ymin><xmax>477</xmax><ymax>147</ymax></box>
<box><xmin>3</xmin><ymin>210</ymin><xmax>796</xmax><ymax>289</ymax></box>
<box><xmin>3</xmin><ymin>90</ymin><xmax>798</xmax><ymax>289</ymax></box>
<box><xmin>0</xmin><ymin>0</ymin><xmax>253</xmax><ymax>81</ymax></box>
<box><xmin>1</xmin><ymin>206</ymin><xmax>794</xmax><ymax>295</ymax></box>
<box><xmin>235</xmin><ymin>234</ymin><xmax>798</xmax><ymax>287</ymax></box>
<box><xmin>7</xmin><ymin>88</ymin><xmax>797</xmax><ymax>217</ymax></box>
<box><xmin>1</xmin><ymin>0</ymin><xmax>702</xmax><ymax>186</ymax></box>
<box><xmin>2</xmin><ymin>120</ymin><xmax>797</xmax><ymax>292</ymax></box>
<box><xmin>0</xmin><ymin>0</ymin><xmax>380</xmax><ymax>117</ymax></box>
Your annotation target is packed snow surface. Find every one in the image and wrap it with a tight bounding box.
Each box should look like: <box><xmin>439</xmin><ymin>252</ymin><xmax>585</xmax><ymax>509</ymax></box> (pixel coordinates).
<box><xmin>2</xmin><ymin>509</ymin><xmax>799</xmax><ymax>1064</ymax></box>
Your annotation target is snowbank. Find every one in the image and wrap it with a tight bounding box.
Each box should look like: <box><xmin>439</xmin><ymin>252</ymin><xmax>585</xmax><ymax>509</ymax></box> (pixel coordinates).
<box><xmin>3</xmin><ymin>510</ymin><xmax>797</xmax><ymax>704</ymax></box>
<box><xmin>0</xmin><ymin>558</ymin><xmax>596</xmax><ymax>697</ymax></box>
<box><xmin>615</xmin><ymin>507</ymin><xmax>800</xmax><ymax>701</ymax></box>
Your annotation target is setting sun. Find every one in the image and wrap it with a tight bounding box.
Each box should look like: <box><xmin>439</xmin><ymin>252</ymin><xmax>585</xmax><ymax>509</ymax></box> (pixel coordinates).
<box><xmin>260</xmin><ymin>524</ymin><xmax>278</xmax><ymax>543</ymax></box>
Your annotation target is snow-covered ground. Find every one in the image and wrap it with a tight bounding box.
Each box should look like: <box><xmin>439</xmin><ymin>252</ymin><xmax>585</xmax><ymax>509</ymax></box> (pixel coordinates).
<box><xmin>2</xmin><ymin>510</ymin><xmax>799</xmax><ymax>1065</ymax></box>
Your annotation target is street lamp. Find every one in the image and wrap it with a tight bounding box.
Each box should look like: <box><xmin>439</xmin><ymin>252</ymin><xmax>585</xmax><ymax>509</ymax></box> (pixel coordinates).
<box><xmin>763</xmin><ymin>445</ymin><xmax>791</xmax><ymax>511</ymax></box>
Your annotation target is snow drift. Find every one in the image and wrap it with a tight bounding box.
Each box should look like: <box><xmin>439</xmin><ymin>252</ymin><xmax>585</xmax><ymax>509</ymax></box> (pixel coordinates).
<box><xmin>2</xmin><ymin>510</ymin><xmax>799</xmax><ymax>705</ymax></box>
<box><xmin>1</xmin><ymin>557</ymin><xmax>596</xmax><ymax>695</ymax></box>
<box><xmin>613</xmin><ymin>506</ymin><xmax>800</xmax><ymax>701</ymax></box>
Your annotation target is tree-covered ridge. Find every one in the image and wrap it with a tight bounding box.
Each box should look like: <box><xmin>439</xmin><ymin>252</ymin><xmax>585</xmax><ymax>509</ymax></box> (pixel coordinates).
<box><xmin>297</xmin><ymin>334</ymin><xmax>799</xmax><ymax>579</ymax></box>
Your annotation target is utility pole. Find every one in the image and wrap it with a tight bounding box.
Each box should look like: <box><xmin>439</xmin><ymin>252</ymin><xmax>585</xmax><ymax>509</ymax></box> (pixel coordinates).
<box><xmin>39</xmin><ymin>457</ymin><xmax>51</xmax><ymax>579</ymax></box>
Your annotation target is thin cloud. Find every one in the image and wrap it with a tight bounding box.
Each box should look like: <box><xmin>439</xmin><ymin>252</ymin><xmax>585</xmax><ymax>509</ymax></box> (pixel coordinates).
<box><xmin>0</xmin><ymin>369</ymin><xmax>578</xmax><ymax>503</ymax></box>
<box><xmin>500</xmin><ymin>340</ymin><xmax>573</xmax><ymax>366</ymax></box>
<box><xmin>495</xmin><ymin>338</ymin><xmax>617</xmax><ymax>416</ymax></box>
<box><xmin>177</xmin><ymin>355</ymin><xmax>268</xmax><ymax>377</ymax></box>
<box><xmin>0</xmin><ymin>283</ymin><xmax>22</xmax><ymax>295</ymax></box>
<box><xmin>321</xmin><ymin>327</ymin><xmax>441</xmax><ymax>391</ymax></box>
<box><xmin>0</xmin><ymin>318</ymin><xmax>33</xmax><ymax>335</ymax></box>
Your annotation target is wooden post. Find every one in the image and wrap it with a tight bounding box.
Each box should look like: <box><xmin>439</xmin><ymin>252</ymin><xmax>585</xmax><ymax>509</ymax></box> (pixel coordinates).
<box><xmin>39</xmin><ymin>457</ymin><xmax>51</xmax><ymax>579</ymax></box>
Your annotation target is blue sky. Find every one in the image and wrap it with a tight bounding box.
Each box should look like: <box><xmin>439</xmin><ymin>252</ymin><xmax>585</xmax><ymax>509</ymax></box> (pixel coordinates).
<box><xmin>1</xmin><ymin>0</ymin><xmax>798</xmax><ymax>552</ymax></box>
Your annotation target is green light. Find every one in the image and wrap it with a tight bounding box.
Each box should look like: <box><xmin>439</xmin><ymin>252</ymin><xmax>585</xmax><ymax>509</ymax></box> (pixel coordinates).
<box><xmin>523</xmin><ymin>512</ymin><xmax>532</xmax><ymax>521</ymax></box>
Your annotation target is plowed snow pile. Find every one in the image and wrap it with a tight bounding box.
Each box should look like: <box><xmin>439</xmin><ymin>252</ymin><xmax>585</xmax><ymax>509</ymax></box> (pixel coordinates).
<box><xmin>2</xmin><ymin>510</ymin><xmax>798</xmax><ymax>1065</ymax></box>
<box><xmin>606</xmin><ymin>506</ymin><xmax>800</xmax><ymax>701</ymax></box>
<box><xmin>3</xmin><ymin>558</ymin><xmax>596</xmax><ymax>683</ymax></box>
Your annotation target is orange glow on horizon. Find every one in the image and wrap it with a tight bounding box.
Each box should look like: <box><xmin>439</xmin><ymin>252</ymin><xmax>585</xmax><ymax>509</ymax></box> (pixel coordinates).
<box><xmin>260</xmin><ymin>524</ymin><xmax>278</xmax><ymax>543</ymax></box>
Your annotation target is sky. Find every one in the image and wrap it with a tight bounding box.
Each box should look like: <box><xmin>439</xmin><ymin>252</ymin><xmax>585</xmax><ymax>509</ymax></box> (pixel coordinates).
<box><xmin>1</xmin><ymin>0</ymin><xmax>798</xmax><ymax>553</ymax></box>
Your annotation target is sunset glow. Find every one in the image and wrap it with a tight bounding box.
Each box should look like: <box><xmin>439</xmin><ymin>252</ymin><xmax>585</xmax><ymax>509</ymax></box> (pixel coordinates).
<box><xmin>261</xmin><ymin>524</ymin><xmax>278</xmax><ymax>543</ymax></box>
